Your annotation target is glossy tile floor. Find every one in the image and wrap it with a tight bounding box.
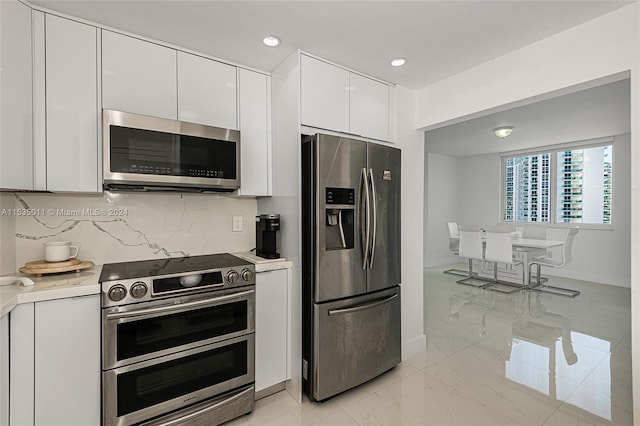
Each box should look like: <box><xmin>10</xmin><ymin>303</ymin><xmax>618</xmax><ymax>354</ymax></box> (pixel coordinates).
<box><xmin>228</xmin><ymin>264</ymin><xmax>633</xmax><ymax>425</ymax></box>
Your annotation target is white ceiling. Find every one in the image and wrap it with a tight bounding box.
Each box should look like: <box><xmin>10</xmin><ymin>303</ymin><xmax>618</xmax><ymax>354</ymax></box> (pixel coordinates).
<box><xmin>424</xmin><ymin>78</ymin><xmax>631</xmax><ymax>157</ymax></box>
<box><xmin>29</xmin><ymin>0</ymin><xmax>632</xmax><ymax>90</ymax></box>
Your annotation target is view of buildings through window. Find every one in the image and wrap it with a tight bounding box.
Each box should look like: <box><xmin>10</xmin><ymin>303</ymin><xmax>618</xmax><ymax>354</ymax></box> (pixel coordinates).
<box><xmin>504</xmin><ymin>145</ymin><xmax>612</xmax><ymax>224</ymax></box>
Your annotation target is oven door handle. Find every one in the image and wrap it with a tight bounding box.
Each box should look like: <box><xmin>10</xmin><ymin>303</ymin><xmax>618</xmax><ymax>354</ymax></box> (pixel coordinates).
<box><xmin>145</xmin><ymin>385</ymin><xmax>255</xmax><ymax>426</ymax></box>
<box><xmin>106</xmin><ymin>289</ymin><xmax>255</xmax><ymax>320</ymax></box>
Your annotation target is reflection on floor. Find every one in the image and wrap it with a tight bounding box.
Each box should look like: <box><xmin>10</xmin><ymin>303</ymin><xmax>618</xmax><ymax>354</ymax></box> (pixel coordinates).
<box><xmin>227</xmin><ymin>264</ymin><xmax>633</xmax><ymax>425</ymax></box>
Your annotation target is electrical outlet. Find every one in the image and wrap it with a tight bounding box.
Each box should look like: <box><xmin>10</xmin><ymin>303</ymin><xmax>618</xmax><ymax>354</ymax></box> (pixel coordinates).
<box><xmin>232</xmin><ymin>216</ymin><xmax>243</xmax><ymax>232</ymax></box>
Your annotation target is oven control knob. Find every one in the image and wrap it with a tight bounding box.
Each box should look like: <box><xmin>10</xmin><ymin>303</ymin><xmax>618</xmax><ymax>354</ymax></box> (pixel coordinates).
<box><xmin>108</xmin><ymin>284</ymin><xmax>127</xmax><ymax>302</ymax></box>
<box><xmin>227</xmin><ymin>270</ymin><xmax>239</xmax><ymax>284</ymax></box>
<box><xmin>130</xmin><ymin>282</ymin><xmax>148</xmax><ymax>298</ymax></box>
<box><xmin>241</xmin><ymin>269</ymin><xmax>254</xmax><ymax>282</ymax></box>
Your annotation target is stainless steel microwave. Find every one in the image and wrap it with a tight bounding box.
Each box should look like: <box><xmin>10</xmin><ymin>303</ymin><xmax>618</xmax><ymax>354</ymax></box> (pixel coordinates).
<box><xmin>103</xmin><ymin>110</ymin><xmax>240</xmax><ymax>192</ymax></box>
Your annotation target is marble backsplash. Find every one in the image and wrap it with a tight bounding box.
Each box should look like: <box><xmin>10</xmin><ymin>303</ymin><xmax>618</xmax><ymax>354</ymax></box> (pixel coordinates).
<box><xmin>6</xmin><ymin>192</ymin><xmax>257</xmax><ymax>270</ymax></box>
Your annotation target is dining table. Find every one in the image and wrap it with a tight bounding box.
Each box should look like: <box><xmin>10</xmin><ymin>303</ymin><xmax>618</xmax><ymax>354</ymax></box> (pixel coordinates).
<box><xmin>450</xmin><ymin>235</ymin><xmax>564</xmax><ymax>288</ymax></box>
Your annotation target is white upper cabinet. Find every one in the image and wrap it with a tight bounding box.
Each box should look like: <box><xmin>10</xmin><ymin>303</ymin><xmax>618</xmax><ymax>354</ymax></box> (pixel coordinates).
<box><xmin>0</xmin><ymin>0</ymin><xmax>33</xmax><ymax>190</ymax></box>
<box><xmin>238</xmin><ymin>69</ymin><xmax>271</xmax><ymax>197</ymax></box>
<box><xmin>300</xmin><ymin>53</ymin><xmax>394</xmax><ymax>142</ymax></box>
<box><xmin>102</xmin><ymin>31</ymin><xmax>177</xmax><ymax>119</ymax></box>
<box><xmin>177</xmin><ymin>52</ymin><xmax>237</xmax><ymax>129</ymax></box>
<box><xmin>45</xmin><ymin>15</ymin><xmax>100</xmax><ymax>192</ymax></box>
<box><xmin>349</xmin><ymin>73</ymin><xmax>390</xmax><ymax>142</ymax></box>
<box><xmin>300</xmin><ymin>54</ymin><xmax>350</xmax><ymax>134</ymax></box>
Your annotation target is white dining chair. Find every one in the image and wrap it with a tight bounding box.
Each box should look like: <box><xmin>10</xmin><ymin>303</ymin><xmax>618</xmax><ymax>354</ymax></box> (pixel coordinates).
<box><xmin>483</xmin><ymin>229</ymin><xmax>524</xmax><ymax>293</ymax></box>
<box><xmin>527</xmin><ymin>227</ymin><xmax>580</xmax><ymax>297</ymax></box>
<box><xmin>444</xmin><ymin>221</ymin><xmax>469</xmax><ymax>276</ymax></box>
<box><xmin>455</xmin><ymin>226</ymin><xmax>489</xmax><ymax>288</ymax></box>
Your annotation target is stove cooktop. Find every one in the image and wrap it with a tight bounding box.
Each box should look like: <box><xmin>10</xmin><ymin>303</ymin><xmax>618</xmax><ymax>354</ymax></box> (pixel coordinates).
<box><xmin>99</xmin><ymin>253</ymin><xmax>250</xmax><ymax>282</ymax></box>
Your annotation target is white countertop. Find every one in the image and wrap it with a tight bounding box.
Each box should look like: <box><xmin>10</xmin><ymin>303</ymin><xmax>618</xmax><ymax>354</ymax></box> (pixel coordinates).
<box><xmin>0</xmin><ymin>252</ymin><xmax>293</xmax><ymax>317</ymax></box>
<box><xmin>0</xmin><ymin>266</ymin><xmax>102</xmax><ymax>318</ymax></box>
<box><xmin>233</xmin><ymin>252</ymin><xmax>293</xmax><ymax>272</ymax></box>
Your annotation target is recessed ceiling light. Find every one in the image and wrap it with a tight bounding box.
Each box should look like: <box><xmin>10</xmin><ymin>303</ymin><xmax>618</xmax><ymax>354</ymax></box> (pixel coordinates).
<box><xmin>390</xmin><ymin>57</ymin><xmax>407</xmax><ymax>67</ymax></box>
<box><xmin>493</xmin><ymin>126</ymin><xmax>515</xmax><ymax>138</ymax></box>
<box><xmin>262</xmin><ymin>35</ymin><xmax>281</xmax><ymax>47</ymax></box>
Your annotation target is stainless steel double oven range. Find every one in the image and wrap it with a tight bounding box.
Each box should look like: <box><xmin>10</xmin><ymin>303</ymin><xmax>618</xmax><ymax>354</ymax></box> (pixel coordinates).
<box><xmin>100</xmin><ymin>254</ymin><xmax>256</xmax><ymax>426</ymax></box>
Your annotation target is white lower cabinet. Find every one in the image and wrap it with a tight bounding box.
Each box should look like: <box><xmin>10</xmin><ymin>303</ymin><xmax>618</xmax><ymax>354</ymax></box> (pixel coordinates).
<box><xmin>8</xmin><ymin>295</ymin><xmax>100</xmax><ymax>426</ymax></box>
<box><xmin>8</xmin><ymin>303</ymin><xmax>34</xmax><ymax>426</ymax></box>
<box><xmin>1</xmin><ymin>314</ymin><xmax>9</xmax><ymax>426</ymax></box>
<box><xmin>255</xmin><ymin>269</ymin><xmax>289</xmax><ymax>394</ymax></box>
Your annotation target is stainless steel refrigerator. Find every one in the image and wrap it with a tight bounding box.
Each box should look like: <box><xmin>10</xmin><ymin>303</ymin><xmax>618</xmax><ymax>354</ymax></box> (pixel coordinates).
<box><xmin>302</xmin><ymin>133</ymin><xmax>401</xmax><ymax>402</ymax></box>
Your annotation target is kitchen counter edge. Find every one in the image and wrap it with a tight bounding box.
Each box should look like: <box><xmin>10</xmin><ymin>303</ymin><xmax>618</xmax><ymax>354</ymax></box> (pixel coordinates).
<box><xmin>0</xmin><ymin>265</ymin><xmax>102</xmax><ymax>318</ymax></box>
<box><xmin>233</xmin><ymin>253</ymin><xmax>293</xmax><ymax>273</ymax></box>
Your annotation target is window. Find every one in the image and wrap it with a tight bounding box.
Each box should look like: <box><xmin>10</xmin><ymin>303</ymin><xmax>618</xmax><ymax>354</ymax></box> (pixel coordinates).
<box><xmin>502</xmin><ymin>143</ymin><xmax>613</xmax><ymax>225</ymax></box>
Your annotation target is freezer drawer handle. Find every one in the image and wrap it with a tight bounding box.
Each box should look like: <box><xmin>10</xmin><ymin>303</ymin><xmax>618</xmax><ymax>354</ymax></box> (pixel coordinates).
<box><xmin>328</xmin><ymin>293</ymin><xmax>398</xmax><ymax>316</ymax></box>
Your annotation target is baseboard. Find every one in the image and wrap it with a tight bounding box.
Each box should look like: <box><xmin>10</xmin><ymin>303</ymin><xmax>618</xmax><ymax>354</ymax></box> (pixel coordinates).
<box><xmin>255</xmin><ymin>382</ymin><xmax>286</xmax><ymax>400</ymax></box>
<box><xmin>545</xmin><ymin>269</ymin><xmax>630</xmax><ymax>288</ymax></box>
<box><xmin>425</xmin><ymin>255</ymin><xmax>459</xmax><ymax>268</ymax></box>
<box><xmin>402</xmin><ymin>334</ymin><xmax>426</xmax><ymax>361</ymax></box>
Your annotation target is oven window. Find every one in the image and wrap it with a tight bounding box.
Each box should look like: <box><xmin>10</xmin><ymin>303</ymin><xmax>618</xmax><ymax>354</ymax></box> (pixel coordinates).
<box><xmin>117</xmin><ymin>341</ymin><xmax>248</xmax><ymax>417</ymax></box>
<box><xmin>117</xmin><ymin>301</ymin><xmax>247</xmax><ymax>361</ymax></box>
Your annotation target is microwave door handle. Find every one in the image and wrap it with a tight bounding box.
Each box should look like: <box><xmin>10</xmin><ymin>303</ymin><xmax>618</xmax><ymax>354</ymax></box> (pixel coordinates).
<box><xmin>105</xmin><ymin>289</ymin><xmax>254</xmax><ymax>320</ymax></box>
<box><xmin>360</xmin><ymin>167</ymin><xmax>370</xmax><ymax>269</ymax></box>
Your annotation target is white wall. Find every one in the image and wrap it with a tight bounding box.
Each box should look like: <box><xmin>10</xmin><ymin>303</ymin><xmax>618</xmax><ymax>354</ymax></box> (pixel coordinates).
<box><xmin>395</xmin><ymin>85</ymin><xmax>426</xmax><ymax>360</ymax></box>
<box><xmin>415</xmin><ymin>4</ymin><xmax>638</xmax><ymax>130</ymax></box>
<box><xmin>424</xmin><ymin>152</ymin><xmax>459</xmax><ymax>267</ymax></box>
<box><xmin>425</xmin><ymin>139</ymin><xmax>631</xmax><ymax>287</ymax></box>
<box><xmin>415</xmin><ymin>6</ymin><xmax>639</xmax><ymax>418</ymax></box>
<box><xmin>257</xmin><ymin>50</ymin><xmax>302</xmax><ymax>401</ymax></box>
<box><xmin>8</xmin><ymin>192</ymin><xmax>256</xmax><ymax>269</ymax></box>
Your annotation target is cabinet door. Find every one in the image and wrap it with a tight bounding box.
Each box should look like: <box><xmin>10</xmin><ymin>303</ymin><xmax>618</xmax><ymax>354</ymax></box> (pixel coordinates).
<box><xmin>9</xmin><ymin>303</ymin><xmax>34</xmax><ymax>426</ymax></box>
<box><xmin>238</xmin><ymin>69</ymin><xmax>271</xmax><ymax>197</ymax></box>
<box><xmin>177</xmin><ymin>52</ymin><xmax>237</xmax><ymax>129</ymax></box>
<box><xmin>349</xmin><ymin>73</ymin><xmax>390</xmax><ymax>141</ymax></box>
<box><xmin>300</xmin><ymin>55</ymin><xmax>349</xmax><ymax>134</ymax></box>
<box><xmin>255</xmin><ymin>269</ymin><xmax>288</xmax><ymax>392</ymax></box>
<box><xmin>0</xmin><ymin>314</ymin><xmax>8</xmax><ymax>426</ymax></box>
<box><xmin>0</xmin><ymin>0</ymin><xmax>33</xmax><ymax>190</ymax></box>
<box><xmin>102</xmin><ymin>31</ymin><xmax>177</xmax><ymax>119</ymax></box>
<box><xmin>34</xmin><ymin>295</ymin><xmax>100</xmax><ymax>426</ymax></box>
<box><xmin>46</xmin><ymin>15</ymin><xmax>100</xmax><ymax>192</ymax></box>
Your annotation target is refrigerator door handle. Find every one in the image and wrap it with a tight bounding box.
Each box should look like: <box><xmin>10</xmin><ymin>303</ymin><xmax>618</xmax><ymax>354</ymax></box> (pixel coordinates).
<box><xmin>368</xmin><ymin>168</ymin><xmax>377</xmax><ymax>269</ymax></box>
<box><xmin>328</xmin><ymin>293</ymin><xmax>398</xmax><ymax>316</ymax></box>
<box><xmin>360</xmin><ymin>167</ymin><xmax>370</xmax><ymax>269</ymax></box>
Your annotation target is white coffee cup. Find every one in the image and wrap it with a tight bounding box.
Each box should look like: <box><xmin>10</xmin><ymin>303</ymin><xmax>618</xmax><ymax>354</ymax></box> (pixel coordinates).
<box><xmin>44</xmin><ymin>241</ymin><xmax>79</xmax><ymax>262</ymax></box>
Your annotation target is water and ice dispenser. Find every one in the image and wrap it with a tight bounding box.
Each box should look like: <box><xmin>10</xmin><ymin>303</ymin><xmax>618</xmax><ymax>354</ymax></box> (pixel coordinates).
<box><xmin>325</xmin><ymin>188</ymin><xmax>354</xmax><ymax>250</ymax></box>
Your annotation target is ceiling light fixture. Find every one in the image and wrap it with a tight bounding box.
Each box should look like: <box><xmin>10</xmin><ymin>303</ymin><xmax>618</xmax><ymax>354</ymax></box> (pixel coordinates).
<box><xmin>262</xmin><ymin>35</ymin><xmax>281</xmax><ymax>47</ymax></box>
<box><xmin>390</xmin><ymin>57</ymin><xmax>407</xmax><ymax>67</ymax></box>
<box><xmin>493</xmin><ymin>126</ymin><xmax>514</xmax><ymax>138</ymax></box>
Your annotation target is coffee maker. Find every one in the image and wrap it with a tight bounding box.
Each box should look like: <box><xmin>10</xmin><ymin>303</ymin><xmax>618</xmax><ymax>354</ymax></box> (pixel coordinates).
<box><xmin>256</xmin><ymin>214</ymin><xmax>280</xmax><ymax>259</ymax></box>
